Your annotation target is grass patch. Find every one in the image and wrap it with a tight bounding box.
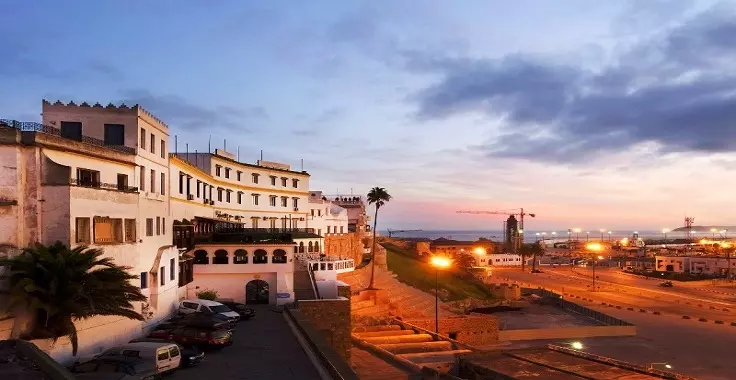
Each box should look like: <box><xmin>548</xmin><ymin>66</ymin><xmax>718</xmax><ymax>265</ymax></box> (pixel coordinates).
<box><xmin>384</xmin><ymin>244</ymin><xmax>495</xmax><ymax>301</ymax></box>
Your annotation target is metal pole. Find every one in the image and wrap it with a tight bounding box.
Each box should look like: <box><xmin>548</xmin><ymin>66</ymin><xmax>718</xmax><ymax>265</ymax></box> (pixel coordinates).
<box><xmin>593</xmin><ymin>259</ymin><xmax>596</xmax><ymax>291</ymax></box>
<box><xmin>435</xmin><ymin>269</ymin><xmax>439</xmax><ymax>334</ymax></box>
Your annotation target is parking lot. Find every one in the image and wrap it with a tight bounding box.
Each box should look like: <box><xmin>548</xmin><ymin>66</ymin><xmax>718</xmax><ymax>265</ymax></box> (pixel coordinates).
<box><xmin>169</xmin><ymin>305</ymin><xmax>321</xmax><ymax>380</ymax></box>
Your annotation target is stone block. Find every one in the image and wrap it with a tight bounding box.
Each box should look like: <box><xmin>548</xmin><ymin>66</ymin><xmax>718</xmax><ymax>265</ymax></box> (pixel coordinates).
<box><xmin>298</xmin><ymin>298</ymin><xmax>351</xmax><ymax>362</ymax></box>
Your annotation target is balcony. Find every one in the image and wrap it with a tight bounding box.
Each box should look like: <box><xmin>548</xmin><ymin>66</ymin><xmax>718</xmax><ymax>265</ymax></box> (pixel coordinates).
<box><xmin>1</xmin><ymin>119</ymin><xmax>136</xmax><ymax>155</ymax></box>
<box><xmin>68</xmin><ymin>178</ymin><xmax>139</xmax><ymax>193</ymax></box>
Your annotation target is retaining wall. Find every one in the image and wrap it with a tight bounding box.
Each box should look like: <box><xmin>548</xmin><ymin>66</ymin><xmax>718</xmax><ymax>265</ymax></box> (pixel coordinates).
<box><xmin>498</xmin><ymin>325</ymin><xmax>636</xmax><ymax>341</ymax></box>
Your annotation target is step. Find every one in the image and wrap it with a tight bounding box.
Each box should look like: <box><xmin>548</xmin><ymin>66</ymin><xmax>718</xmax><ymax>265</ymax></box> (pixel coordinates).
<box><xmin>361</xmin><ymin>334</ymin><xmax>434</xmax><ymax>345</ymax></box>
<box><xmin>352</xmin><ymin>325</ymin><xmax>403</xmax><ymax>333</ymax></box>
<box><xmin>352</xmin><ymin>300</ymin><xmax>375</xmax><ymax>310</ymax></box>
<box><xmin>397</xmin><ymin>350</ymin><xmax>473</xmax><ymax>364</ymax></box>
<box><xmin>378</xmin><ymin>341</ymin><xmax>454</xmax><ymax>355</ymax></box>
<box><xmin>353</xmin><ymin>330</ymin><xmax>416</xmax><ymax>338</ymax></box>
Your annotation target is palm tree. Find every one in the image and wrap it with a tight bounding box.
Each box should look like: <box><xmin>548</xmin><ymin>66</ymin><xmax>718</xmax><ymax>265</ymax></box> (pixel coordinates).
<box><xmin>0</xmin><ymin>242</ymin><xmax>147</xmax><ymax>355</ymax></box>
<box><xmin>367</xmin><ymin>187</ymin><xmax>392</xmax><ymax>289</ymax></box>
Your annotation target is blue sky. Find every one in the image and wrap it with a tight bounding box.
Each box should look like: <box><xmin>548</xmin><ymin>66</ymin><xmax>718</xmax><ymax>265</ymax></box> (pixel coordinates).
<box><xmin>3</xmin><ymin>0</ymin><xmax>736</xmax><ymax>231</ymax></box>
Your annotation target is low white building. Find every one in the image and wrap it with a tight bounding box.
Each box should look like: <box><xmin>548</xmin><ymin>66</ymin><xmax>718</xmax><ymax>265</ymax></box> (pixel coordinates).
<box><xmin>476</xmin><ymin>253</ymin><xmax>524</xmax><ymax>267</ymax></box>
<box><xmin>655</xmin><ymin>255</ymin><xmax>736</xmax><ymax>276</ymax></box>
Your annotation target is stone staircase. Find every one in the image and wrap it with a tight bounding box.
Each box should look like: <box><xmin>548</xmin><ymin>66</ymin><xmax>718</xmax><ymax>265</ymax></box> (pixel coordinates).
<box><xmin>293</xmin><ymin>261</ymin><xmax>316</xmax><ymax>301</ymax></box>
<box><xmin>352</xmin><ymin>323</ymin><xmax>472</xmax><ymax>374</ymax></box>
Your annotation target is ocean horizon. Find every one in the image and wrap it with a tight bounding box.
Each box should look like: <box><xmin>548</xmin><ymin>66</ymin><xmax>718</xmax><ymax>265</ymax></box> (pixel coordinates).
<box><xmin>381</xmin><ymin>229</ymin><xmax>724</xmax><ymax>243</ymax></box>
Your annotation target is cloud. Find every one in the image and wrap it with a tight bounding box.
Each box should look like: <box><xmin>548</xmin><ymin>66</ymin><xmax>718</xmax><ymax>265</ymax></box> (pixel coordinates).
<box><xmin>408</xmin><ymin>5</ymin><xmax>736</xmax><ymax>162</ymax></box>
<box><xmin>118</xmin><ymin>89</ymin><xmax>267</xmax><ymax>132</ymax></box>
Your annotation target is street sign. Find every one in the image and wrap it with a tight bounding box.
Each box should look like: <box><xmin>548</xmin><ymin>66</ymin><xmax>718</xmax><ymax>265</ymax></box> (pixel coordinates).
<box><xmin>276</xmin><ymin>293</ymin><xmax>291</xmax><ymax>299</ymax></box>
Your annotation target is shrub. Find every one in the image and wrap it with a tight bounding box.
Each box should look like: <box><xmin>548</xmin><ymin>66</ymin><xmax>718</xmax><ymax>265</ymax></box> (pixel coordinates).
<box><xmin>196</xmin><ymin>289</ymin><xmax>219</xmax><ymax>300</ymax></box>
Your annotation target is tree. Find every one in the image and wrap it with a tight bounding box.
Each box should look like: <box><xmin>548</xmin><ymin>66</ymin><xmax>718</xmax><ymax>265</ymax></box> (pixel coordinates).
<box><xmin>367</xmin><ymin>187</ymin><xmax>392</xmax><ymax>290</ymax></box>
<box><xmin>196</xmin><ymin>289</ymin><xmax>218</xmax><ymax>300</ymax></box>
<box><xmin>454</xmin><ymin>253</ymin><xmax>476</xmax><ymax>271</ymax></box>
<box><xmin>0</xmin><ymin>242</ymin><xmax>146</xmax><ymax>355</ymax></box>
<box><xmin>519</xmin><ymin>242</ymin><xmax>544</xmax><ymax>271</ymax></box>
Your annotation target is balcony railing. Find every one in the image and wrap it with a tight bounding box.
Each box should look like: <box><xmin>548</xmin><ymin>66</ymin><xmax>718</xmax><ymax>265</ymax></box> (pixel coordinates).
<box><xmin>0</xmin><ymin>119</ymin><xmax>136</xmax><ymax>155</ymax></box>
<box><xmin>68</xmin><ymin>178</ymin><xmax>139</xmax><ymax>193</ymax></box>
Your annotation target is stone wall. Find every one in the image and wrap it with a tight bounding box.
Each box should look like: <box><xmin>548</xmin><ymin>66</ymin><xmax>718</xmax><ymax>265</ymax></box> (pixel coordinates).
<box><xmin>298</xmin><ymin>297</ymin><xmax>352</xmax><ymax>362</ymax></box>
<box><xmin>324</xmin><ymin>232</ymin><xmax>365</xmax><ymax>263</ymax></box>
<box><xmin>403</xmin><ymin>315</ymin><xmax>499</xmax><ymax>346</ymax></box>
<box><xmin>489</xmin><ymin>284</ymin><xmax>521</xmax><ymax>300</ymax></box>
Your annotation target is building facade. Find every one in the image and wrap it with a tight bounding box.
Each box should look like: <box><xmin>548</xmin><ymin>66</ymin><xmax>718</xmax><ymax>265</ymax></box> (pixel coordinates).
<box><xmin>655</xmin><ymin>255</ymin><xmax>736</xmax><ymax>276</ymax></box>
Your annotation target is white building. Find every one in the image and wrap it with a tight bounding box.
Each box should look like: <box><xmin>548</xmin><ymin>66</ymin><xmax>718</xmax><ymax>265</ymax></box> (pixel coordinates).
<box><xmin>655</xmin><ymin>255</ymin><xmax>736</xmax><ymax>276</ymax></box>
<box><xmin>0</xmin><ymin>101</ymin><xmax>180</xmax><ymax>362</ymax></box>
<box><xmin>307</xmin><ymin>191</ymin><xmax>349</xmax><ymax>236</ymax></box>
<box><xmin>476</xmin><ymin>253</ymin><xmax>524</xmax><ymax>267</ymax></box>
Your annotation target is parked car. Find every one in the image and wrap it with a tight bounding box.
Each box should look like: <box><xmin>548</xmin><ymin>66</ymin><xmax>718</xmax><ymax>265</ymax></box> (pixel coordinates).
<box><xmin>128</xmin><ymin>338</ymin><xmax>205</xmax><ymax>367</ymax></box>
<box><xmin>69</xmin><ymin>357</ymin><xmax>158</xmax><ymax>380</ymax></box>
<box><xmin>148</xmin><ymin>325</ymin><xmax>233</xmax><ymax>348</ymax></box>
<box><xmin>179</xmin><ymin>299</ymin><xmax>240</xmax><ymax>323</ymax></box>
<box><xmin>96</xmin><ymin>342</ymin><xmax>180</xmax><ymax>374</ymax></box>
<box><xmin>158</xmin><ymin>313</ymin><xmax>234</xmax><ymax>330</ymax></box>
<box><xmin>216</xmin><ymin>299</ymin><xmax>255</xmax><ymax>320</ymax></box>
<box><xmin>660</xmin><ymin>281</ymin><xmax>674</xmax><ymax>288</ymax></box>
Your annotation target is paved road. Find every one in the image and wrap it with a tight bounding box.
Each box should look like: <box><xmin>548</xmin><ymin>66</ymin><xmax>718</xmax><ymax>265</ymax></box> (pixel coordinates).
<box><xmin>493</xmin><ymin>267</ymin><xmax>736</xmax><ymax>379</ymax></box>
<box><xmin>170</xmin><ymin>305</ymin><xmax>320</xmax><ymax>380</ymax></box>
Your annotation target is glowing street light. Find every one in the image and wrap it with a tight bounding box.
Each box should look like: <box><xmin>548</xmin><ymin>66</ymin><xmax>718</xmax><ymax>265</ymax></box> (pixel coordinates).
<box><xmin>662</xmin><ymin>228</ymin><xmax>670</xmax><ymax>241</ymax></box>
<box><xmin>430</xmin><ymin>256</ymin><xmax>452</xmax><ymax>333</ymax></box>
<box><xmin>599</xmin><ymin>228</ymin><xmax>605</xmax><ymax>240</ymax></box>
<box><xmin>585</xmin><ymin>243</ymin><xmax>603</xmax><ymax>291</ymax></box>
<box><xmin>607</xmin><ymin>230</ymin><xmax>612</xmax><ymax>241</ymax></box>
<box><xmin>648</xmin><ymin>362</ymin><xmax>672</xmax><ymax>370</ymax></box>
<box><xmin>571</xmin><ymin>341</ymin><xmax>584</xmax><ymax>350</ymax></box>
<box><xmin>711</xmin><ymin>228</ymin><xmax>717</xmax><ymax>239</ymax></box>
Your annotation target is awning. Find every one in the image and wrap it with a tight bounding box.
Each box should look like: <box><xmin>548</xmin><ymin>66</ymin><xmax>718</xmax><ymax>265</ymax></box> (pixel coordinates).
<box><xmin>194</xmin><ymin>216</ymin><xmax>247</xmax><ymax>225</ymax></box>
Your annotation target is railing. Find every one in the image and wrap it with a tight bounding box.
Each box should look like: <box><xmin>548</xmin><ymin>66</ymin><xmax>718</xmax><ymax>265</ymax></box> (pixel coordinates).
<box><xmin>308</xmin><ymin>264</ymin><xmax>322</xmax><ymax>300</ymax></box>
<box><xmin>0</xmin><ymin>119</ymin><xmax>136</xmax><ymax>155</ymax></box>
<box><xmin>308</xmin><ymin>259</ymin><xmax>355</xmax><ymax>274</ymax></box>
<box><xmin>538</xmin><ymin>289</ymin><xmax>633</xmax><ymax>326</ymax></box>
<box><xmin>213</xmin><ymin>227</ymin><xmax>315</xmax><ymax>234</ymax></box>
<box><xmin>67</xmin><ymin>178</ymin><xmax>139</xmax><ymax>193</ymax></box>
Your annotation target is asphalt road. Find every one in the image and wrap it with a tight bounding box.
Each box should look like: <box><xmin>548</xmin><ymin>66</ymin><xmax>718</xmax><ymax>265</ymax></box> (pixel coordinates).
<box><xmin>493</xmin><ymin>267</ymin><xmax>736</xmax><ymax>379</ymax></box>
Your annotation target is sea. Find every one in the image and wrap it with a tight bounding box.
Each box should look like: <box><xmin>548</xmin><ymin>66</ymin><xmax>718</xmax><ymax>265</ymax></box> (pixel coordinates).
<box><xmin>381</xmin><ymin>230</ymin><xmax>714</xmax><ymax>243</ymax></box>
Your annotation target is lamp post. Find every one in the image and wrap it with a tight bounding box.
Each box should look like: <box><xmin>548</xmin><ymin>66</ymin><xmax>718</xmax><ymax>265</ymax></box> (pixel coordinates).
<box><xmin>648</xmin><ymin>363</ymin><xmax>672</xmax><ymax>371</ymax></box>
<box><xmin>711</xmin><ymin>228</ymin><xmax>717</xmax><ymax>239</ymax></box>
<box><xmin>573</xmin><ymin>228</ymin><xmax>581</xmax><ymax>241</ymax></box>
<box><xmin>586</xmin><ymin>231</ymin><xmax>590</xmax><ymax>242</ymax></box>
<box><xmin>599</xmin><ymin>228</ymin><xmax>605</xmax><ymax>241</ymax></box>
<box><xmin>585</xmin><ymin>242</ymin><xmax>603</xmax><ymax>291</ymax></box>
<box><xmin>608</xmin><ymin>230</ymin><xmax>612</xmax><ymax>241</ymax></box>
<box><xmin>430</xmin><ymin>256</ymin><xmax>452</xmax><ymax>334</ymax></box>
<box><xmin>662</xmin><ymin>228</ymin><xmax>670</xmax><ymax>242</ymax></box>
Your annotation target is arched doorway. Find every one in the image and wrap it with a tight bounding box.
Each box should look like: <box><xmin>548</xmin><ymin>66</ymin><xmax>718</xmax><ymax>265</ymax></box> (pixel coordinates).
<box><xmin>245</xmin><ymin>279</ymin><xmax>269</xmax><ymax>304</ymax></box>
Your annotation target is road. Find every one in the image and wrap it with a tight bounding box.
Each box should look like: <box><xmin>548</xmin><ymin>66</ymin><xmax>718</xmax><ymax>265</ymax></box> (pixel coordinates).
<box><xmin>493</xmin><ymin>267</ymin><xmax>736</xmax><ymax>380</ymax></box>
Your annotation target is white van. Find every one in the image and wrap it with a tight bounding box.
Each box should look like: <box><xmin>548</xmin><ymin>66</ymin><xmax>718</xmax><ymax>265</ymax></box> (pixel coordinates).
<box><xmin>179</xmin><ymin>299</ymin><xmax>240</xmax><ymax>322</ymax></box>
<box><xmin>98</xmin><ymin>342</ymin><xmax>181</xmax><ymax>374</ymax></box>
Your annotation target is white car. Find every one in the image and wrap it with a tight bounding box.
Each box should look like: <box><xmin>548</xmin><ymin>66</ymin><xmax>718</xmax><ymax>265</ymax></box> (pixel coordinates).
<box><xmin>178</xmin><ymin>299</ymin><xmax>240</xmax><ymax>322</ymax></box>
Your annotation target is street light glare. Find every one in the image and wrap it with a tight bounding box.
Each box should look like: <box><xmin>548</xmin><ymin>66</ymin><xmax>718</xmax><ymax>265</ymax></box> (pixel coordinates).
<box><xmin>586</xmin><ymin>242</ymin><xmax>603</xmax><ymax>252</ymax></box>
<box><xmin>430</xmin><ymin>256</ymin><xmax>452</xmax><ymax>269</ymax></box>
<box><xmin>571</xmin><ymin>341</ymin><xmax>584</xmax><ymax>350</ymax></box>
<box><xmin>665</xmin><ymin>364</ymin><xmax>672</xmax><ymax>369</ymax></box>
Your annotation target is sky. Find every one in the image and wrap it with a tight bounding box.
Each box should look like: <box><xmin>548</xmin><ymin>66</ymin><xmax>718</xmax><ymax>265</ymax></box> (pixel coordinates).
<box><xmin>3</xmin><ymin>0</ymin><xmax>736</xmax><ymax>231</ymax></box>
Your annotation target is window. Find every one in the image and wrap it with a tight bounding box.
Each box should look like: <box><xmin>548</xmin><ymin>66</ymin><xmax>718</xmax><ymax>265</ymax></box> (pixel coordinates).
<box><xmin>104</xmin><ymin>124</ymin><xmax>125</xmax><ymax>145</ymax></box>
<box><xmin>269</xmin><ymin>196</ymin><xmax>277</xmax><ymax>207</ymax></box>
<box><xmin>160</xmin><ymin>267</ymin><xmax>165</xmax><ymax>285</ymax></box>
<box><xmin>213</xmin><ymin>250</ymin><xmax>228</xmax><ymax>264</ymax></box>
<box><xmin>253</xmin><ymin>249</ymin><xmax>268</xmax><ymax>264</ymax></box>
<box><xmin>225</xmin><ymin>168</ymin><xmax>231</xmax><ymax>179</ymax></box>
<box><xmin>234</xmin><ymin>249</ymin><xmax>248</xmax><ymax>264</ymax></box>
<box><xmin>217</xmin><ymin>188</ymin><xmax>223</xmax><ymax>202</ymax></box>
<box><xmin>311</xmin><ymin>209</ymin><xmax>314</xmax><ymax>217</ymax></box>
<box><xmin>146</xmin><ymin>218</ymin><xmax>153</xmax><ymax>236</ymax></box>
<box><xmin>226</xmin><ymin>190</ymin><xmax>231</xmax><ymax>203</ymax></box>
<box><xmin>169</xmin><ymin>347</ymin><xmax>180</xmax><ymax>358</ymax></box>
<box><xmin>77</xmin><ymin>168</ymin><xmax>100</xmax><ymax>187</ymax></box>
<box><xmin>292</xmin><ymin>179</ymin><xmax>299</xmax><ymax>188</ymax></box>
<box><xmin>196</xmin><ymin>180</ymin><xmax>201</xmax><ymax>198</ymax></box>
<box><xmin>299</xmin><ymin>242</ymin><xmax>304</xmax><ymax>253</ymax></box>
<box><xmin>281</xmin><ymin>196</ymin><xmax>288</xmax><ymax>207</ymax></box>
<box><xmin>94</xmin><ymin>217</ymin><xmax>122</xmax><ymax>243</ymax></box>
<box><xmin>150</xmin><ymin>169</ymin><xmax>156</xmax><ymax>193</ymax></box>
<box><xmin>178</xmin><ymin>174</ymin><xmax>184</xmax><ymax>194</ymax></box>
<box><xmin>215</xmin><ymin>165</ymin><xmax>222</xmax><ymax>177</ymax></box>
<box><xmin>292</xmin><ymin>198</ymin><xmax>299</xmax><ymax>209</ymax></box>
<box><xmin>251</xmin><ymin>217</ymin><xmax>259</xmax><ymax>228</ymax></box>
<box><xmin>270</xmin><ymin>176</ymin><xmax>276</xmax><ymax>186</ymax></box>
<box><xmin>124</xmin><ymin>219</ymin><xmax>136</xmax><ymax>242</ymax></box>
<box><xmin>308</xmin><ymin>241</ymin><xmax>313</xmax><ymax>252</ymax></box>
<box><xmin>60</xmin><ymin>121</ymin><xmax>82</xmax><ymax>141</ymax></box>
<box><xmin>150</xmin><ymin>133</ymin><xmax>155</xmax><ymax>153</ymax></box>
<box><xmin>327</xmin><ymin>226</ymin><xmax>331</xmax><ymax>234</ymax></box>
<box><xmin>269</xmin><ymin>218</ymin><xmax>276</xmax><ymax>229</ymax></box>
<box><xmin>117</xmin><ymin>174</ymin><xmax>128</xmax><ymax>191</ymax></box>
<box><xmin>194</xmin><ymin>250</ymin><xmax>208</xmax><ymax>264</ymax></box>
<box><xmin>140</xmin><ymin>272</ymin><xmax>148</xmax><ymax>289</ymax></box>
<box><xmin>252</xmin><ymin>194</ymin><xmax>259</xmax><ymax>205</ymax></box>
<box><xmin>160</xmin><ymin>173</ymin><xmax>165</xmax><ymax>195</ymax></box>
<box><xmin>140</xmin><ymin>166</ymin><xmax>145</xmax><ymax>191</ymax></box>
<box><xmin>340</xmin><ymin>226</ymin><xmax>344</xmax><ymax>233</ymax></box>
<box><xmin>281</xmin><ymin>177</ymin><xmax>287</xmax><ymax>187</ymax></box>
<box><xmin>237</xmin><ymin>192</ymin><xmax>242</xmax><ymax>204</ymax></box>
<box><xmin>237</xmin><ymin>171</ymin><xmax>242</xmax><ymax>181</ymax></box>
<box><xmin>75</xmin><ymin>217</ymin><xmax>90</xmax><ymax>243</ymax></box>
<box><xmin>140</xmin><ymin>128</ymin><xmax>146</xmax><ymax>148</ymax></box>
<box><xmin>272</xmin><ymin>249</ymin><xmax>287</xmax><ymax>264</ymax></box>
<box><xmin>252</xmin><ymin>173</ymin><xmax>259</xmax><ymax>183</ymax></box>
<box><xmin>170</xmin><ymin>258</ymin><xmax>175</xmax><ymax>281</ymax></box>
<box><xmin>162</xmin><ymin>217</ymin><xmax>166</xmax><ymax>235</ymax></box>
<box><xmin>156</xmin><ymin>217</ymin><xmax>161</xmax><ymax>235</ymax></box>
<box><xmin>160</xmin><ymin>140</ymin><xmax>166</xmax><ymax>158</ymax></box>
<box><xmin>318</xmin><ymin>209</ymin><xmax>321</xmax><ymax>216</ymax></box>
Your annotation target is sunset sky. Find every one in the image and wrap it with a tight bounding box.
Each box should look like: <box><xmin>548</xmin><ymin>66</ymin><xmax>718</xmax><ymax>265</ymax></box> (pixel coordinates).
<box><xmin>3</xmin><ymin>0</ymin><xmax>735</xmax><ymax>231</ymax></box>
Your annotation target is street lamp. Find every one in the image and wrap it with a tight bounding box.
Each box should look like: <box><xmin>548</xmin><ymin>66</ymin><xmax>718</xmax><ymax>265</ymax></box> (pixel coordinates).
<box><xmin>607</xmin><ymin>230</ymin><xmax>612</xmax><ymax>241</ymax></box>
<box><xmin>711</xmin><ymin>228</ymin><xmax>717</xmax><ymax>239</ymax></box>
<box><xmin>585</xmin><ymin>242</ymin><xmax>603</xmax><ymax>291</ymax></box>
<box><xmin>571</xmin><ymin>341</ymin><xmax>584</xmax><ymax>350</ymax></box>
<box><xmin>573</xmin><ymin>228</ymin><xmax>581</xmax><ymax>240</ymax></box>
<box><xmin>599</xmin><ymin>228</ymin><xmax>605</xmax><ymax>240</ymax></box>
<box><xmin>648</xmin><ymin>363</ymin><xmax>672</xmax><ymax>370</ymax></box>
<box><xmin>430</xmin><ymin>256</ymin><xmax>452</xmax><ymax>334</ymax></box>
<box><xmin>662</xmin><ymin>228</ymin><xmax>670</xmax><ymax>242</ymax></box>
<box><xmin>586</xmin><ymin>231</ymin><xmax>590</xmax><ymax>242</ymax></box>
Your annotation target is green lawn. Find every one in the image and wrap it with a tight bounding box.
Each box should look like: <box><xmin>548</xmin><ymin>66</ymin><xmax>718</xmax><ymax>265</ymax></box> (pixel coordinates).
<box><xmin>384</xmin><ymin>245</ymin><xmax>495</xmax><ymax>301</ymax></box>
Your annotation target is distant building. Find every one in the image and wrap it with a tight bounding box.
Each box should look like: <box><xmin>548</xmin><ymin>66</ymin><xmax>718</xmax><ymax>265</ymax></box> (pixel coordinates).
<box><xmin>655</xmin><ymin>255</ymin><xmax>735</xmax><ymax>276</ymax></box>
<box><xmin>475</xmin><ymin>253</ymin><xmax>523</xmax><ymax>267</ymax></box>
<box><xmin>429</xmin><ymin>238</ymin><xmax>496</xmax><ymax>257</ymax></box>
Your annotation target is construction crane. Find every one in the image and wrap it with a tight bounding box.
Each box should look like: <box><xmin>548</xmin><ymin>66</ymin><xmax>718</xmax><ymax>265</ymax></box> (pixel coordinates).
<box><xmin>386</xmin><ymin>229</ymin><xmax>423</xmax><ymax>238</ymax></box>
<box><xmin>456</xmin><ymin>208</ymin><xmax>536</xmax><ymax>260</ymax></box>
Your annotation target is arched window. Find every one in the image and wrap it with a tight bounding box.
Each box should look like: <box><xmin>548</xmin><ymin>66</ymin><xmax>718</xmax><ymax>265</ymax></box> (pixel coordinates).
<box><xmin>234</xmin><ymin>249</ymin><xmax>248</xmax><ymax>264</ymax></box>
<box><xmin>194</xmin><ymin>250</ymin><xmax>209</xmax><ymax>264</ymax></box>
<box><xmin>213</xmin><ymin>249</ymin><xmax>229</xmax><ymax>264</ymax></box>
<box><xmin>299</xmin><ymin>241</ymin><xmax>305</xmax><ymax>253</ymax></box>
<box><xmin>254</xmin><ymin>249</ymin><xmax>268</xmax><ymax>264</ymax></box>
<box><xmin>315</xmin><ymin>241</ymin><xmax>320</xmax><ymax>252</ymax></box>
<box><xmin>272</xmin><ymin>249</ymin><xmax>287</xmax><ymax>264</ymax></box>
<box><xmin>308</xmin><ymin>241</ymin><xmax>313</xmax><ymax>253</ymax></box>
